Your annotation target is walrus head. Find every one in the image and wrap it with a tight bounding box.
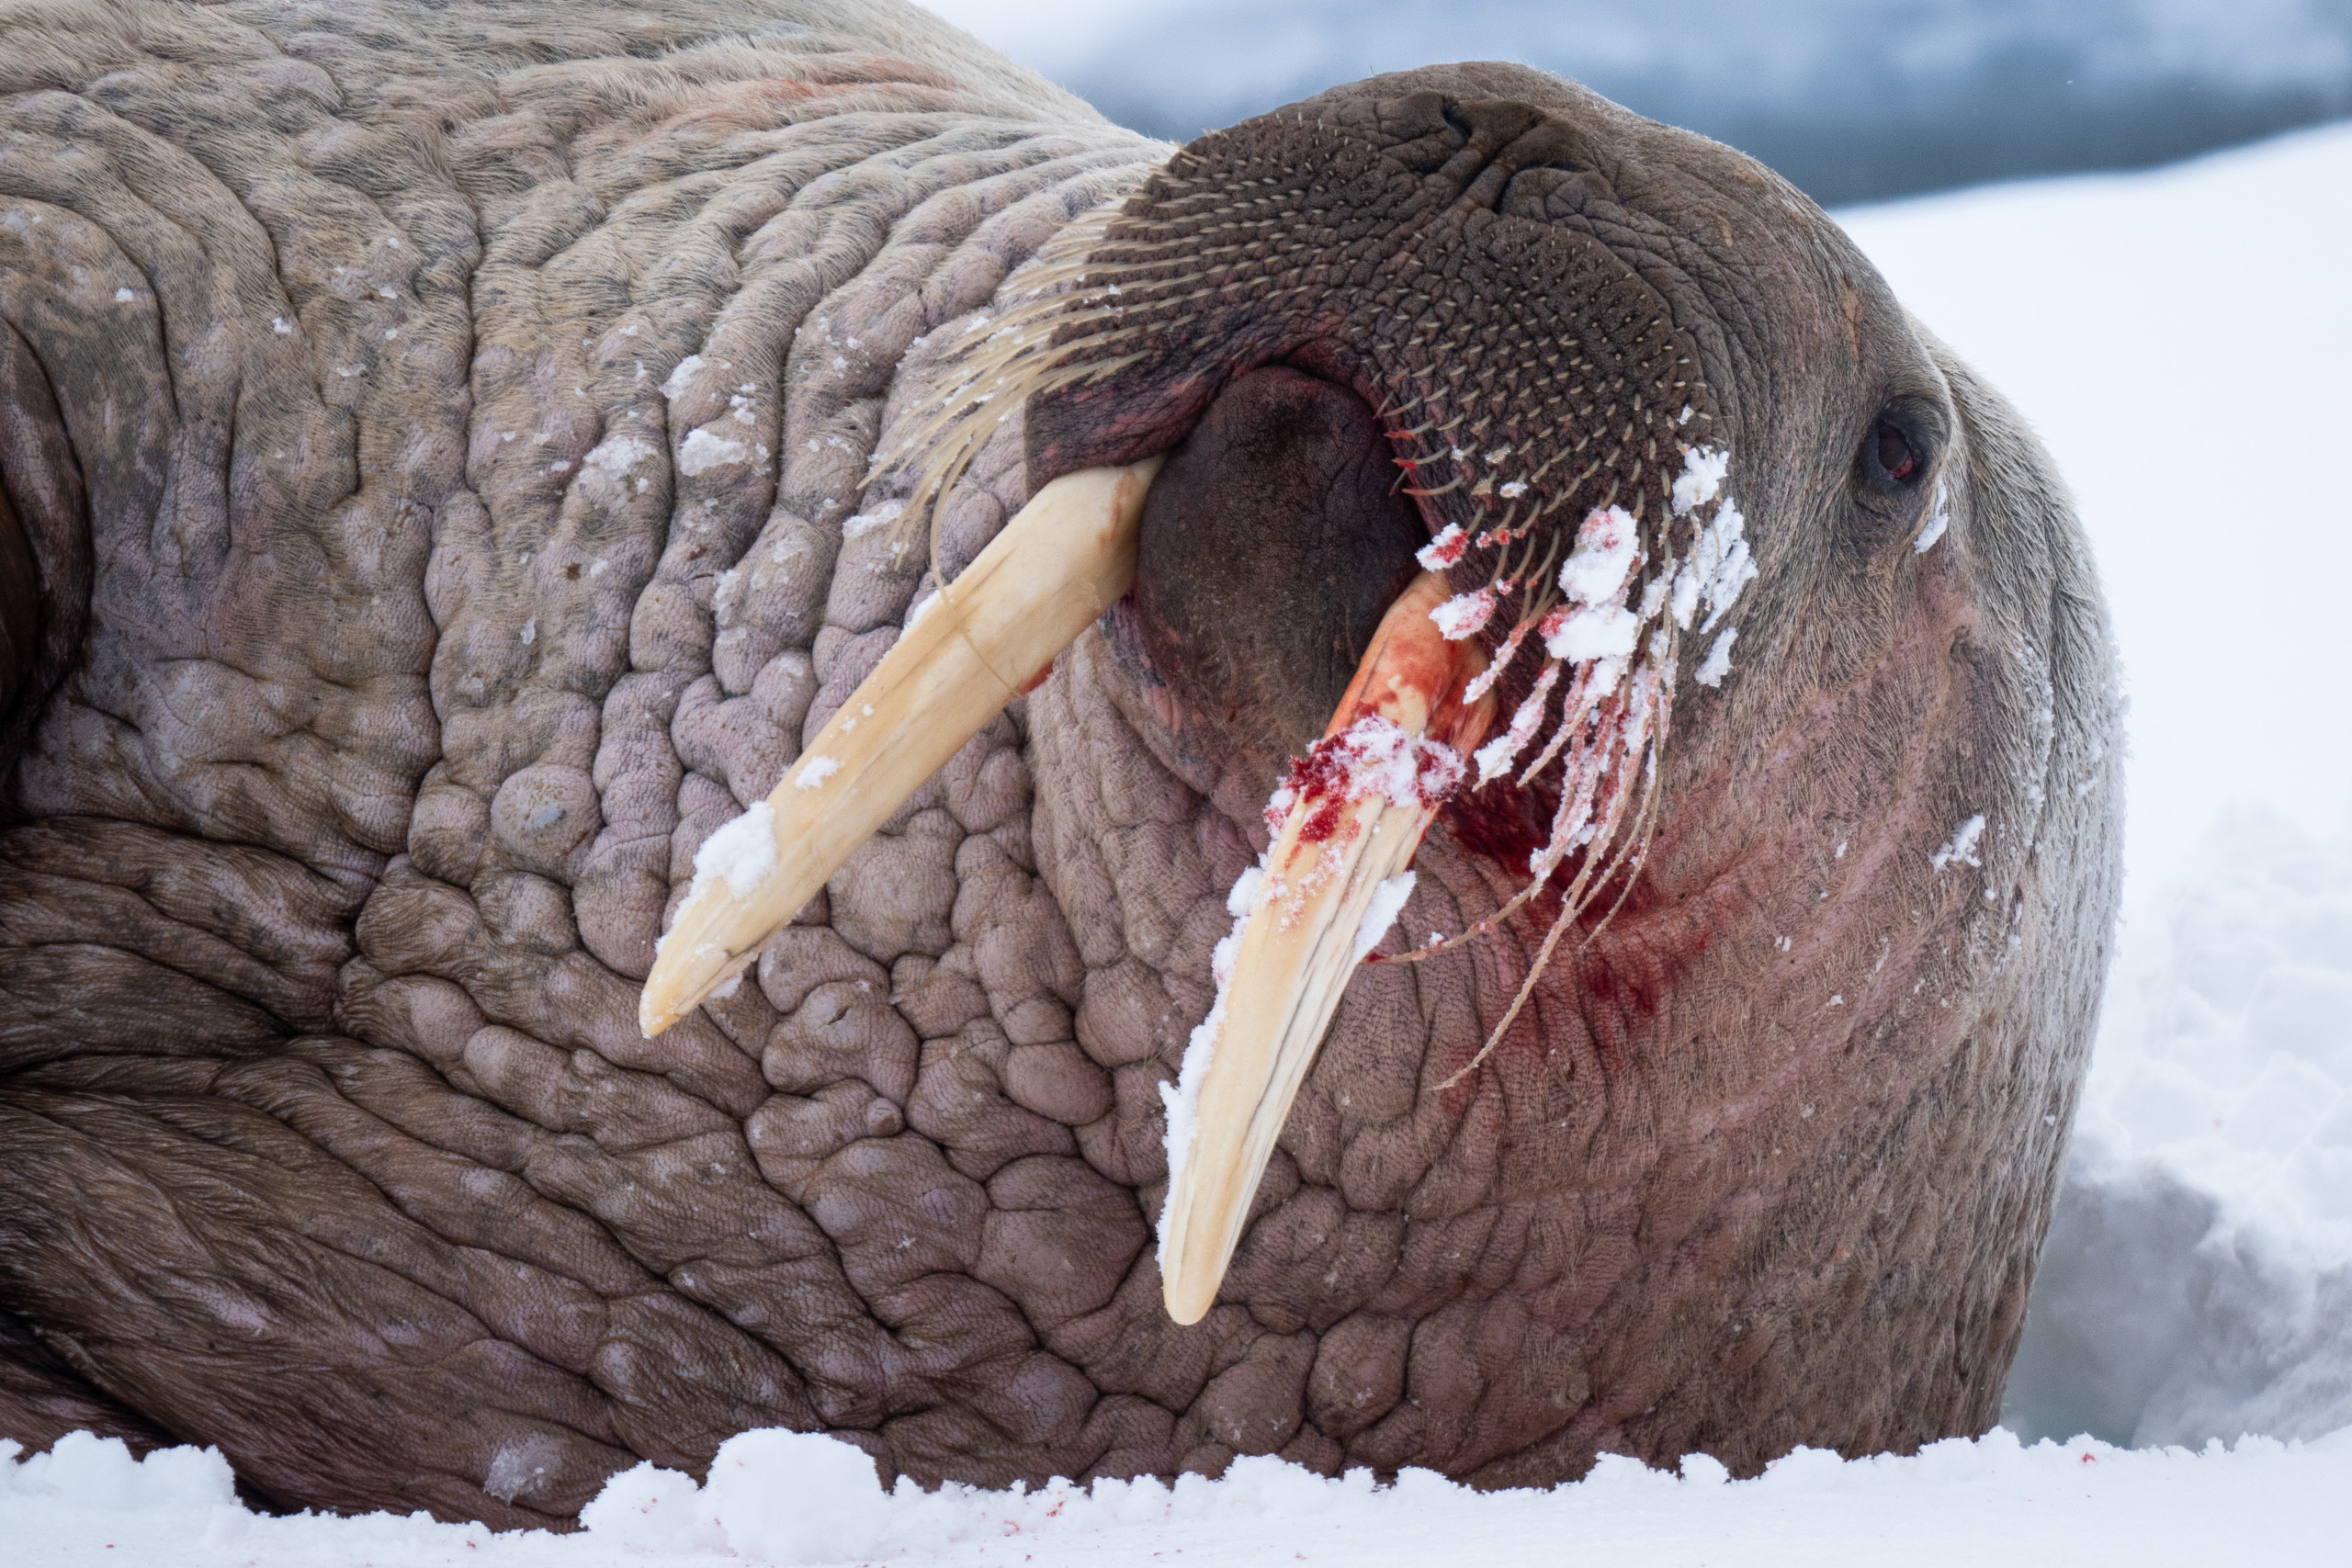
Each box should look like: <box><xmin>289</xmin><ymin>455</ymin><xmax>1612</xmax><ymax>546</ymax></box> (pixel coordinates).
<box><xmin>637</xmin><ymin>60</ymin><xmax>2120</xmax><ymax>1463</ymax></box>
<box><xmin>0</xmin><ymin>17</ymin><xmax>2119</xmax><ymax>1520</ymax></box>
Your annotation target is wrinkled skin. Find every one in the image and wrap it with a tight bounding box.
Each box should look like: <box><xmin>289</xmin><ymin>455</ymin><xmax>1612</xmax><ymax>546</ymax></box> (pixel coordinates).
<box><xmin>0</xmin><ymin>0</ymin><xmax>2120</xmax><ymax>1529</ymax></box>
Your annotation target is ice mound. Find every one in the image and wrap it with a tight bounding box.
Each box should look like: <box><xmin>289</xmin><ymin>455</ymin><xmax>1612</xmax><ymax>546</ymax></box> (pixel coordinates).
<box><xmin>2007</xmin><ymin>808</ymin><xmax>2352</xmax><ymax>1448</ymax></box>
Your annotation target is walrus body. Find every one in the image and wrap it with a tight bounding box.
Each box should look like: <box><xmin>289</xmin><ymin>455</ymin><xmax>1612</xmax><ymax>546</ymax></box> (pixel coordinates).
<box><xmin>0</xmin><ymin>0</ymin><xmax>2120</xmax><ymax>1528</ymax></box>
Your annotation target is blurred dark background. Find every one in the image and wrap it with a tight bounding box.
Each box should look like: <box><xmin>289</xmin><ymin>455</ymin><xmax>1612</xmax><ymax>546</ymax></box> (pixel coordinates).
<box><xmin>1031</xmin><ymin>0</ymin><xmax>2352</xmax><ymax>206</ymax></box>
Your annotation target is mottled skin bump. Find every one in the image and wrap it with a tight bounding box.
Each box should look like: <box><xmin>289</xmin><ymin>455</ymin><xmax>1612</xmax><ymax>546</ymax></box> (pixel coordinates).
<box><xmin>0</xmin><ymin>0</ymin><xmax>2119</xmax><ymax>1532</ymax></box>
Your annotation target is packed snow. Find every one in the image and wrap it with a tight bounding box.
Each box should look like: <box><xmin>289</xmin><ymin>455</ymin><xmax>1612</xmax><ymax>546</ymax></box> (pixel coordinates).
<box><xmin>12</xmin><ymin>118</ymin><xmax>2352</xmax><ymax>1568</ymax></box>
<box><xmin>6</xmin><ymin>1425</ymin><xmax>2347</xmax><ymax>1567</ymax></box>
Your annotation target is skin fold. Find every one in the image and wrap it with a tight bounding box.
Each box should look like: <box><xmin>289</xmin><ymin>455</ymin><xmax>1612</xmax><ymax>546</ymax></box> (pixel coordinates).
<box><xmin>0</xmin><ymin>0</ymin><xmax>2121</xmax><ymax>1529</ymax></box>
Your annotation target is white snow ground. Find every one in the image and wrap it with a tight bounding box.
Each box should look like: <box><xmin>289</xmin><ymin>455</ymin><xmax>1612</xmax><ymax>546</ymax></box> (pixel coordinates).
<box><xmin>7</xmin><ymin>119</ymin><xmax>2351</xmax><ymax>1568</ymax></box>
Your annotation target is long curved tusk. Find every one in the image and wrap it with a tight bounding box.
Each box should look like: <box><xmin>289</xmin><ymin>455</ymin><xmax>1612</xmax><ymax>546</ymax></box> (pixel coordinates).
<box><xmin>1158</xmin><ymin>570</ymin><xmax>1496</xmax><ymax>1325</ymax></box>
<box><xmin>639</xmin><ymin>456</ymin><xmax>1164</xmax><ymax>1038</ymax></box>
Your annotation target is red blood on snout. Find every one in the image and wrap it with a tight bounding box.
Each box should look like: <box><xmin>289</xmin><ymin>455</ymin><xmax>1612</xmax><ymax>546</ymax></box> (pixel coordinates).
<box><xmin>1442</xmin><ymin>776</ymin><xmax>1556</xmax><ymax>882</ymax></box>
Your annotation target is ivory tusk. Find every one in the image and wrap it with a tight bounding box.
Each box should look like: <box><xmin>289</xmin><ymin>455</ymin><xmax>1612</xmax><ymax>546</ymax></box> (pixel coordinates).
<box><xmin>639</xmin><ymin>456</ymin><xmax>1164</xmax><ymax>1038</ymax></box>
<box><xmin>1158</xmin><ymin>571</ymin><xmax>1495</xmax><ymax>1325</ymax></box>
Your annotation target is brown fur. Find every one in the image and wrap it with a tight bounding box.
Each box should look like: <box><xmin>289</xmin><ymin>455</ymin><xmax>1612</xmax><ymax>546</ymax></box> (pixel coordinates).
<box><xmin>0</xmin><ymin>1</ymin><xmax>2120</xmax><ymax>1527</ymax></box>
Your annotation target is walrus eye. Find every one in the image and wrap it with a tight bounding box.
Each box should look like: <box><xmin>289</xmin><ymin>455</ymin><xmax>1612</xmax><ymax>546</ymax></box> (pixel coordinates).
<box><xmin>1875</xmin><ymin>417</ymin><xmax>1920</xmax><ymax>484</ymax></box>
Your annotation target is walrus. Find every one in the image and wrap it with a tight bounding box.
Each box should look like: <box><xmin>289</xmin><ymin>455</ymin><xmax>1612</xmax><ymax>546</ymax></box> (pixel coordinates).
<box><xmin>0</xmin><ymin>0</ymin><xmax>2121</xmax><ymax>1529</ymax></box>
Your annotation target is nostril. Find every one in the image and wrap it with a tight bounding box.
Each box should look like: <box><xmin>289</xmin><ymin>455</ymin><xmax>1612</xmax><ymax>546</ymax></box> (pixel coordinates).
<box><xmin>1129</xmin><ymin>364</ymin><xmax>1427</xmax><ymax>761</ymax></box>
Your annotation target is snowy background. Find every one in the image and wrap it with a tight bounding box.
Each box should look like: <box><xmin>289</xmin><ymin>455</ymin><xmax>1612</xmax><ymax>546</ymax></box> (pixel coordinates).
<box><xmin>10</xmin><ymin>18</ymin><xmax>2352</xmax><ymax>1568</ymax></box>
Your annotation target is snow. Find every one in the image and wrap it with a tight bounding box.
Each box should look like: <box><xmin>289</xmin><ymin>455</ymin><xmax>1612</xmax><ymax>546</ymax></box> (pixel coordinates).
<box><xmin>1351</xmin><ymin>871</ymin><xmax>1418</xmax><ymax>963</ymax></box>
<box><xmin>842</xmin><ymin>499</ymin><xmax>906</xmax><ymax>539</ymax></box>
<box><xmin>579</xmin><ymin>433</ymin><xmax>655</xmax><ymax>496</ymax></box>
<box><xmin>1541</xmin><ymin>601</ymin><xmax>1639</xmax><ymax>662</ymax></box>
<box><xmin>1679</xmin><ymin>500</ymin><xmax>1755</xmax><ymax>634</ymax></box>
<box><xmin>1426</xmin><ymin>585</ymin><xmax>1497</xmax><ymax>639</ymax></box>
<box><xmin>9</xmin><ymin>1425</ymin><xmax>2349</xmax><ymax>1567</ymax></box>
<box><xmin>1556</xmin><ymin>504</ymin><xmax>1642</xmax><ymax>603</ymax></box>
<box><xmin>2006</xmin><ymin>810</ymin><xmax>2352</xmax><ymax>1450</ymax></box>
<box><xmin>687</xmin><ymin>801</ymin><xmax>776</xmax><ymax>899</ymax></box>
<box><xmin>13</xmin><ymin>119</ymin><xmax>2352</xmax><ymax>1568</ymax></box>
<box><xmin>1915</xmin><ymin>478</ymin><xmax>1951</xmax><ymax>553</ymax></box>
<box><xmin>659</xmin><ymin>353</ymin><xmax>703</xmax><ymax>400</ymax></box>
<box><xmin>1261</xmin><ymin>715</ymin><xmax>1465</xmax><ymax>829</ymax></box>
<box><xmin>1413</xmin><ymin>521</ymin><xmax>1466</xmax><ymax>570</ymax></box>
<box><xmin>1668</xmin><ymin>446</ymin><xmax>1729</xmax><ymax>515</ymax></box>
<box><xmin>1158</xmin><ymin>865</ymin><xmax>1261</xmax><ymax>1213</ymax></box>
<box><xmin>1929</xmin><ymin>813</ymin><xmax>1986</xmax><ymax>873</ymax></box>
<box><xmin>1692</xmin><ymin>628</ymin><xmax>1736</xmax><ymax>688</ymax></box>
<box><xmin>675</xmin><ymin>428</ymin><xmax>749</xmax><ymax>476</ymax></box>
<box><xmin>1473</xmin><ymin>660</ymin><xmax>1563</xmax><ymax>784</ymax></box>
<box><xmin>792</xmin><ymin>755</ymin><xmax>841</xmax><ymax>790</ymax></box>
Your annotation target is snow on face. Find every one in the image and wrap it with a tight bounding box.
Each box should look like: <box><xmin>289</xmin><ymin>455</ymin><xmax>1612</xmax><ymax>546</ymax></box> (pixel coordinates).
<box><xmin>1930</xmin><ymin>813</ymin><xmax>1986</xmax><ymax>872</ymax></box>
<box><xmin>1676</xmin><ymin>500</ymin><xmax>1756</xmax><ymax>635</ymax></box>
<box><xmin>1415</xmin><ymin>523</ymin><xmax>1468</xmax><ymax>570</ymax></box>
<box><xmin>1429</xmin><ymin>586</ymin><xmax>1498</xmax><ymax>640</ymax></box>
<box><xmin>1694</xmin><ymin>627</ymin><xmax>1737</xmax><ymax>687</ymax></box>
<box><xmin>1557</xmin><ymin>505</ymin><xmax>1641</xmax><ymax>605</ymax></box>
<box><xmin>676</xmin><ymin>427</ymin><xmax>750</xmax><ymax>476</ymax></box>
<box><xmin>1670</xmin><ymin>445</ymin><xmax>1731</xmax><ymax>515</ymax></box>
<box><xmin>1474</xmin><ymin>660</ymin><xmax>1563</xmax><ymax>784</ymax></box>
<box><xmin>1916</xmin><ymin>479</ymin><xmax>1951</xmax><ymax>553</ymax></box>
<box><xmin>1542</xmin><ymin>603</ymin><xmax>1640</xmax><ymax>663</ymax></box>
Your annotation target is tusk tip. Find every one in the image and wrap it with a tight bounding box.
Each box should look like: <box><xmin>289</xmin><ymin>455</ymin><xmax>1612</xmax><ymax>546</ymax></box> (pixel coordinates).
<box><xmin>1160</xmin><ymin>1269</ymin><xmax>1216</xmax><ymax>1326</ymax></box>
<box><xmin>638</xmin><ymin>990</ymin><xmax>680</xmax><ymax>1039</ymax></box>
